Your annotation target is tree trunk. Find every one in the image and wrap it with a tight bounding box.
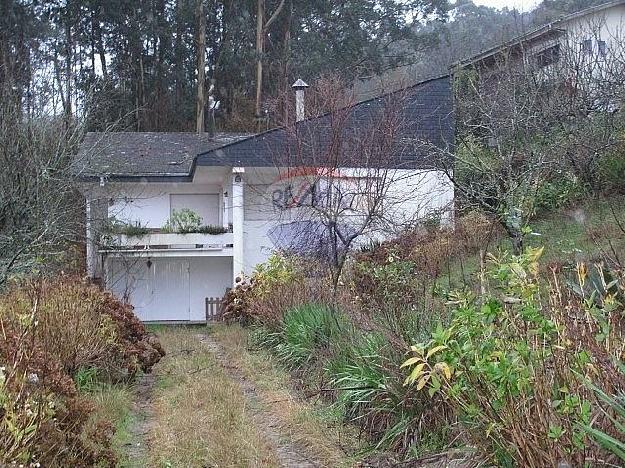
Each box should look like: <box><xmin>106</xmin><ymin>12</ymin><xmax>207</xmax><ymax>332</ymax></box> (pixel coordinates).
<box><xmin>196</xmin><ymin>0</ymin><xmax>206</xmax><ymax>134</ymax></box>
<box><xmin>254</xmin><ymin>0</ymin><xmax>286</xmax><ymax>129</ymax></box>
<box><xmin>504</xmin><ymin>223</ymin><xmax>524</xmax><ymax>255</ymax></box>
<box><xmin>64</xmin><ymin>19</ymin><xmax>73</xmax><ymax>126</ymax></box>
<box><xmin>281</xmin><ymin>0</ymin><xmax>292</xmax><ymax>124</ymax></box>
<box><xmin>93</xmin><ymin>13</ymin><xmax>107</xmax><ymax>78</ymax></box>
<box><xmin>254</xmin><ymin>0</ymin><xmax>264</xmax><ymax>125</ymax></box>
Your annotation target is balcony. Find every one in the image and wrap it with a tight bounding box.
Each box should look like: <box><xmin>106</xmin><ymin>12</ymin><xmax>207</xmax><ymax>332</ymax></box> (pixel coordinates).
<box><xmin>100</xmin><ymin>231</ymin><xmax>234</xmax><ymax>257</ymax></box>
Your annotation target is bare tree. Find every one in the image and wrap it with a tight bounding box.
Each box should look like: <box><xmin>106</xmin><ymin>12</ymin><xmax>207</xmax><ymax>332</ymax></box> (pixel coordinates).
<box><xmin>0</xmin><ymin>91</ymin><xmax>86</xmax><ymax>284</ymax></box>
<box><xmin>256</xmin><ymin>76</ymin><xmax>452</xmax><ymax>288</ymax></box>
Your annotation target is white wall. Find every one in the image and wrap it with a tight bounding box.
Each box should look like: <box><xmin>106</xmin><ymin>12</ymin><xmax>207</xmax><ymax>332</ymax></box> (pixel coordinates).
<box><xmin>239</xmin><ymin>167</ymin><xmax>454</xmax><ymax>275</ymax></box>
<box><xmin>107</xmin><ymin>182</ymin><xmax>223</xmax><ymax>228</ymax></box>
<box><xmin>565</xmin><ymin>4</ymin><xmax>625</xmax><ymax>46</ymax></box>
<box><xmin>188</xmin><ymin>257</ymin><xmax>232</xmax><ymax>321</ymax></box>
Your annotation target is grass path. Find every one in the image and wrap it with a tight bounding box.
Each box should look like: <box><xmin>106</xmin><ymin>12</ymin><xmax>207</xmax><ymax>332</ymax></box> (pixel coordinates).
<box><xmin>123</xmin><ymin>372</ymin><xmax>155</xmax><ymax>466</ymax></box>
<box><xmin>115</xmin><ymin>326</ymin><xmax>472</xmax><ymax>467</ymax></box>
<box><xmin>145</xmin><ymin>327</ymin><xmax>279</xmax><ymax>467</ymax></box>
<box><xmin>136</xmin><ymin>325</ymin><xmax>361</xmax><ymax>467</ymax></box>
<box><xmin>195</xmin><ymin>332</ymin><xmax>320</xmax><ymax>467</ymax></box>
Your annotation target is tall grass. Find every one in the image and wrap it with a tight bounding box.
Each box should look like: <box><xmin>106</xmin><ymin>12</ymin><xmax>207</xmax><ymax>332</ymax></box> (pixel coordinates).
<box><xmin>252</xmin><ymin>303</ymin><xmax>345</xmax><ymax>368</ymax></box>
<box><xmin>253</xmin><ymin>302</ymin><xmax>451</xmax><ymax>457</ymax></box>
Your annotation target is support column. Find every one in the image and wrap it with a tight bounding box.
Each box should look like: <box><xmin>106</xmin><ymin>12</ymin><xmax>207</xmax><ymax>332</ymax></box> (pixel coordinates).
<box><xmin>232</xmin><ymin>168</ymin><xmax>245</xmax><ymax>283</ymax></box>
<box><xmin>86</xmin><ymin>194</ymin><xmax>106</xmax><ymax>282</ymax></box>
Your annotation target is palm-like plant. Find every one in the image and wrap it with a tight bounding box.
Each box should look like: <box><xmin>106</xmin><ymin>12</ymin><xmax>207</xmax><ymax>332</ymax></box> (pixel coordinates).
<box><xmin>582</xmin><ymin>378</ymin><xmax>625</xmax><ymax>460</ymax></box>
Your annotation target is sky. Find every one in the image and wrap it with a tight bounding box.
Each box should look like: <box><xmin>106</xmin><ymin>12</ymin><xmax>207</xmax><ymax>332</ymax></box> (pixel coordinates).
<box><xmin>472</xmin><ymin>0</ymin><xmax>541</xmax><ymax>12</ymax></box>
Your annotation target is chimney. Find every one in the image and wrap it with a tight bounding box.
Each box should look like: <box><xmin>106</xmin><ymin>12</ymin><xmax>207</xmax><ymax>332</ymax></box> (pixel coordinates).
<box><xmin>292</xmin><ymin>79</ymin><xmax>309</xmax><ymax>122</ymax></box>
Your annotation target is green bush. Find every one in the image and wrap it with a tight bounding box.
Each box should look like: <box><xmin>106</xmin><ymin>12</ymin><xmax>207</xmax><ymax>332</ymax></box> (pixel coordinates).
<box><xmin>327</xmin><ymin>331</ymin><xmax>450</xmax><ymax>455</ymax></box>
<box><xmin>532</xmin><ymin>173</ymin><xmax>585</xmax><ymax>214</ymax></box>
<box><xmin>196</xmin><ymin>224</ymin><xmax>228</xmax><ymax>235</ymax></box>
<box><xmin>101</xmin><ymin>217</ymin><xmax>150</xmax><ymax>240</ymax></box>
<box><xmin>599</xmin><ymin>152</ymin><xmax>625</xmax><ymax>194</ymax></box>
<box><xmin>252</xmin><ymin>254</ymin><xmax>301</xmax><ymax>298</ymax></box>
<box><xmin>402</xmin><ymin>248</ymin><xmax>625</xmax><ymax>466</ymax></box>
<box><xmin>223</xmin><ymin>253</ymin><xmax>319</xmax><ymax>325</ymax></box>
<box><xmin>163</xmin><ymin>208</ymin><xmax>203</xmax><ymax>233</ymax></box>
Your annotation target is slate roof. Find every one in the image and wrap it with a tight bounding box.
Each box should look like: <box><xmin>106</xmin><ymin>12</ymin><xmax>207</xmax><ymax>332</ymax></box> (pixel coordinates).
<box><xmin>197</xmin><ymin>75</ymin><xmax>454</xmax><ymax>170</ymax></box>
<box><xmin>73</xmin><ymin>132</ymin><xmax>251</xmax><ymax>179</ymax></box>
<box><xmin>74</xmin><ymin>75</ymin><xmax>453</xmax><ymax>178</ymax></box>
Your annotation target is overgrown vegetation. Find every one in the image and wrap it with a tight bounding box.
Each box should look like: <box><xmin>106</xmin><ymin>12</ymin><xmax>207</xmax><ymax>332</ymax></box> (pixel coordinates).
<box><xmin>211</xmin><ymin>323</ymin><xmax>363</xmax><ymax>467</ymax></box>
<box><xmin>0</xmin><ymin>277</ymin><xmax>164</xmax><ymax>466</ymax></box>
<box><xmin>402</xmin><ymin>248</ymin><xmax>625</xmax><ymax>466</ymax></box>
<box><xmin>224</xmin><ymin>194</ymin><xmax>625</xmax><ymax>464</ymax></box>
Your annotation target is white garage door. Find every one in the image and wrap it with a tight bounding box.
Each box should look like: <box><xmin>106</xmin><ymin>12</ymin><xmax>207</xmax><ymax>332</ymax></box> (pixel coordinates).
<box><xmin>109</xmin><ymin>258</ymin><xmax>190</xmax><ymax>321</ymax></box>
<box><xmin>170</xmin><ymin>194</ymin><xmax>219</xmax><ymax>225</ymax></box>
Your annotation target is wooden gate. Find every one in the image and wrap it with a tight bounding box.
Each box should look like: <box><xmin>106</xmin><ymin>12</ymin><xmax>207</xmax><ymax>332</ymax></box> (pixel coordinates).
<box><xmin>205</xmin><ymin>296</ymin><xmax>225</xmax><ymax>321</ymax></box>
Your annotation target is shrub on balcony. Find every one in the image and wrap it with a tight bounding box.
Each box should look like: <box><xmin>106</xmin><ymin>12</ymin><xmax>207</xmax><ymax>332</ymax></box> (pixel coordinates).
<box><xmin>102</xmin><ymin>217</ymin><xmax>150</xmax><ymax>237</ymax></box>
<box><xmin>197</xmin><ymin>224</ymin><xmax>228</xmax><ymax>235</ymax></box>
<box><xmin>163</xmin><ymin>208</ymin><xmax>202</xmax><ymax>233</ymax></box>
<box><xmin>163</xmin><ymin>208</ymin><xmax>227</xmax><ymax>235</ymax></box>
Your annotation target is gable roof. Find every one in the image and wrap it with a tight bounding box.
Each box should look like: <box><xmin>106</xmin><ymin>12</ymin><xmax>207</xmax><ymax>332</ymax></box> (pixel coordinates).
<box><xmin>73</xmin><ymin>132</ymin><xmax>250</xmax><ymax>179</ymax></box>
<box><xmin>454</xmin><ymin>0</ymin><xmax>625</xmax><ymax>69</ymax></box>
<box><xmin>197</xmin><ymin>75</ymin><xmax>454</xmax><ymax>170</ymax></box>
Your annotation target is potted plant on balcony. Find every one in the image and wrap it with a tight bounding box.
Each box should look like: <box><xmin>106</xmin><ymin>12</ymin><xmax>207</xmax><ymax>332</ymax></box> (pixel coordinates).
<box><xmin>100</xmin><ymin>217</ymin><xmax>150</xmax><ymax>248</ymax></box>
<box><xmin>162</xmin><ymin>209</ymin><xmax>227</xmax><ymax>235</ymax></box>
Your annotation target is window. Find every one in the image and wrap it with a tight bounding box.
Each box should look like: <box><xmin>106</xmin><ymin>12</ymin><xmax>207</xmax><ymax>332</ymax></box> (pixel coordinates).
<box><xmin>536</xmin><ymin>44</ymin><xmax>561</xmax><ymax>68</ymax></box>
<box><xmin>581</xmin><ymin>39</ymin><xmax>593</xmax><ymax>55</ymax></box>
<box><xmin>598</xmin><ymin>40</ymin><xmax>607</xmax><ymax>56</ymax></box>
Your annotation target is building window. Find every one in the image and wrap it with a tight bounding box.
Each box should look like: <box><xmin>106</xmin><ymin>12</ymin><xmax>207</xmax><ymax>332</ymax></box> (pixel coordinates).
<box><xmin>598</xmin><ymin>40</ymin><xmax>607</xmax><ymax>56</ymax></box>
<box><xmin>581</xmin><ymin>39</ymin><xmax>593</xmax><ymax>54</ymax></box>
<box><xmin>536</xmin><ymin>44</ymin><xmax>561</xmax><ymax>68</ymax></box>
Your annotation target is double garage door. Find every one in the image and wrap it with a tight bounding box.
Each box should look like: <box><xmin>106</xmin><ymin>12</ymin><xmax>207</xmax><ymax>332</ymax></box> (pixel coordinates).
<box><xmin>108</xmin><ymin>257</ymin><xmax>233</xmax><ymax>322</ymax></box>
<box><xmin>109</xmin><ymin>258</ymin><xmax>191</xmax><ymax>321</ymax></box>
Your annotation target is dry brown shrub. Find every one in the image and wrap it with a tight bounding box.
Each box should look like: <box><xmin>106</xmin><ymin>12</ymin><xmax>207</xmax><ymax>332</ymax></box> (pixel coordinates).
<box><xmin>2</xmin><ymin>277</ymin><xmax>164</xmax><ymax>379</ymax></box>
<box><xmin>0</xmin><ymin>277</ymin><xmax>165</xmax><ymax>466</ymax></box>
<box><xmin>0</xmin><ymin>314</ymin><xmax>116</xmax><ymax>466</ymax></box>
<box><xmin>356</xmin><ymin>212</ymin><xmax>500</xmax><ymax>279</ymax></box>
<box><xmin>223</xmin><ymin>274</ymin><xmax>338</xmax><ymax>327</ymax></box>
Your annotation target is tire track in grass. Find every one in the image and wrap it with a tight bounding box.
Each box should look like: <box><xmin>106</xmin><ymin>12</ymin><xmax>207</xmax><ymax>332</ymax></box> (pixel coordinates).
<box><xmin>147</xmin><ymin>327</ymin><xmax>280</xmax><ymax>467</ymax></box>
<box><xmin>123</xmin><ymin>372</ymin><xmax>155</xmax><ymax>467</ymax></box>
<box><xmin>195</xmin><ymin>332</ymin><xmax>320</xmax><ymax>468</ymax></box>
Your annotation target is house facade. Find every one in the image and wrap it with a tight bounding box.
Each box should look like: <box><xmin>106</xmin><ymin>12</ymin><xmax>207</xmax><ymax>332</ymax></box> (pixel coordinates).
<box><xmin>75</xmin><ymin>76</ymin><xmax>454</xmax><ymax>322</ymax></box>
<box><xmin>454</xmin><ymin>0</ymin><xmax>625</xmax><ymax>75</ymax></box>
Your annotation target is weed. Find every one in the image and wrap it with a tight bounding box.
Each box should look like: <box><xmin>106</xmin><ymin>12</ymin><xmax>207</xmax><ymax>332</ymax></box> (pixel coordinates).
<box><xmin>75</xmin><ymin>366</ymin><xmax>100</xmax><ymax>392</ymax></box>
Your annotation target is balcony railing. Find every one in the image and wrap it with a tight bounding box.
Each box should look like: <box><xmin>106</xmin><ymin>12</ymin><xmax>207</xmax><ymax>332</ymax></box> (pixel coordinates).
<box><xmin>105</xmin><ymin>232</ymin><xmax>234</xmax><ymax>251</ymax></box>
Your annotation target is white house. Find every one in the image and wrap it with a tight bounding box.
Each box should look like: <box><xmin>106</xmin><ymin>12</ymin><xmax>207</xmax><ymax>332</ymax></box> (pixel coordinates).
<box><xmin>74</xmin><ymin>76</ymin><xmax>455</xmax><ymax>322</ymax></box>
<box><xmin>454</xmin><ymin>0</ymin><xmax>625</xmax><ymax>74</ymax></box>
